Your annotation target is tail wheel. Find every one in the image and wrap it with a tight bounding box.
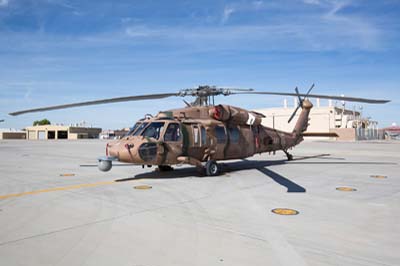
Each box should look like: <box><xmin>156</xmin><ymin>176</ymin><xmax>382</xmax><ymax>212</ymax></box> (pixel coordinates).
<box><xmin>205</xmin><ymin>160</ymin><xmax>220</xmax><ymax>176</ymax></box>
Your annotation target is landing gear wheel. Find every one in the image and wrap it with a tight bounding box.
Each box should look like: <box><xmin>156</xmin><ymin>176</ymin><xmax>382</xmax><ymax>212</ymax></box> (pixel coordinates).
<box><xmin>205</xmin><ymin>160</ymin><xmax>220</xmax><ymax>176</ymax></box>
<box><xmin>157</xmin><ymin>165</ymin><xmax>174</xmax><ymax>172</ymax></box>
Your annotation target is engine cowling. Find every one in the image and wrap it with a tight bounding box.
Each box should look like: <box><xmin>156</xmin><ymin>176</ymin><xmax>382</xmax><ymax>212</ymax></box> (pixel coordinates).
<box><xmin>209</xmin><ymin>105</ymin><xmax>262</xmax><ymax>126</ymax></box>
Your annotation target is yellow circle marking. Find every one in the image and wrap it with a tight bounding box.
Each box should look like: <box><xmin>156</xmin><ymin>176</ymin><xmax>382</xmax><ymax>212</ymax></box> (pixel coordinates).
<box><xmin>60</xmin><ymin>173</ymin><xmax>75</xmax><ymax>177</ymax></box>
<box><xmin>370</xmin><ymin>175</ymin><xmax>387</xmax><ymax>179</ymax></box>
<box><xmin>271</xmin><ymin>208</ymin><xmax>299</xmax><ymax>215</ymax></box>
<box><xmin>134</xmin><ymin>185</ymin><xmax>152</xmax><ymax>190</ymax></box>
<box><xmin>336</xmin><ymin>187</ymin><xmax>357</xmax><ymax>192</ymax></box>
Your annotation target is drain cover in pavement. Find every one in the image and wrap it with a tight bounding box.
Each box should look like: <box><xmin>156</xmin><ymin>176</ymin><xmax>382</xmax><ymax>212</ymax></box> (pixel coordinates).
<box><xmin>134</xmin><ymin>185</ymin><xmax>152</xmax><ymax>190</ymax></box>
<box><xmin>370</xmin><ymin>175</ymin><xmax>387</xmax><ymax>179</ymax></box>
<box><xmin>60</xmin><ymin>173</ymin><xmax>75</xmax><ymax>177</ymax></box>
<box><xmin>271</xmin><ymin>208</ymin><xmax>299</xmax><ymax>215</ymax></box>
<box><xmin>336</xmin><ymin>187</ymin><xmax>357</xmax><ymax>192</ymax></box>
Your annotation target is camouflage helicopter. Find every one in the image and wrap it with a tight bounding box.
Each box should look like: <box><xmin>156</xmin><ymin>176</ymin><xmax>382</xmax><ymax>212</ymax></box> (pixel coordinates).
<box><xmin>10</xmin><ymin>85</ymin><xmax>389</xmax><ymax>176</ymax></box>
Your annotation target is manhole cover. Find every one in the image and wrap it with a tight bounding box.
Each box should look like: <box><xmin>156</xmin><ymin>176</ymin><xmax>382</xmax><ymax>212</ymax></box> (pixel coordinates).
<box><xmin>336</xmin><ymin>187</ymin><xmax>357</xmax><ymax>192</ymax></box>
<box><xmin>370</xmin><ymin>175</ymin><xmax>387</xmax><ymax>179</ymax></box>
<box><xmin>134</xmin><ymin>185</ymin><xmax>152</xmax><ymax>190</ymax></box>
<box><xmin>60</xmin><ymin>173</ymin><xmax>75</xmax><ymax>177</ymax></box>
<box><xmin>271</xmin><ymin>208</ymin><xmax>299</xmax><ymax>215</ymax></box>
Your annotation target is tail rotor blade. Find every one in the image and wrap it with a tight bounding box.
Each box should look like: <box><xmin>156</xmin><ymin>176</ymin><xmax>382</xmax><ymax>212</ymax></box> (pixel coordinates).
<box><xmin>305</xmin><ymin>83</ymin><xmax>315</xmax><ymax>98</ymax></box>
<box><xmin>288</xmin><ymin>105</ymin><xmax>301</xmax><ymax>123</ymax></box>
<box><xmin>294</xmin><ymin>87</ymin><xmax>302</xmax><ymax>104</ymax></box>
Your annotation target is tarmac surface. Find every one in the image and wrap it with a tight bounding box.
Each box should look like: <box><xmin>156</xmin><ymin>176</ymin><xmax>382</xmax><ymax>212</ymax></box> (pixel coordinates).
<box><xmin>0</xmin><ymin>139</ymin><xmax>399</xmax><ymax>266</ymax></box>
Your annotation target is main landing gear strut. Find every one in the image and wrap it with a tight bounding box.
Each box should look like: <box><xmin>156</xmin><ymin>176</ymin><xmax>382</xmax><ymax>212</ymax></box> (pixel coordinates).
<box><xmin>283</xmin><ymin>150</ymin><xmax>293</xmax><ymax>161</ymax></box>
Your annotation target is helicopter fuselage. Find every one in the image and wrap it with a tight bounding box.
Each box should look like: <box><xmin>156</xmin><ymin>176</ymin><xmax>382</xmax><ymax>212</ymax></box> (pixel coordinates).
<box><xmin>102</xmin><ymin>103</ymin><xmax>311</xmax><ymax>172</ymax></box>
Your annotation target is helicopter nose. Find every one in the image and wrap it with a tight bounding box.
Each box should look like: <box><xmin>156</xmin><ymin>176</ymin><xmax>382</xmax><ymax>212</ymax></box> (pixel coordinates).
<box><xmin>107</xmin><ymin>143</ymin><xmax>119</xmax><ymax>158</ymax></box>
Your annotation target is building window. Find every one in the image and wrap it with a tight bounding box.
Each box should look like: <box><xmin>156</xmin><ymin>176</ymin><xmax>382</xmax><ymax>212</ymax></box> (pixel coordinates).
<box><xmin>215</xmin><ymin>126</ymin><xmax>226</xmax><ymax>144</ymax></box>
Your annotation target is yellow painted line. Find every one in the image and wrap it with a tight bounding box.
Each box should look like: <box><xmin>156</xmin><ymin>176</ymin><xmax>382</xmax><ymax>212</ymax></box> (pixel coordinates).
<box><xmin>0</xmin><ymin>180</ymin><xmax>116</xmax><ymax>200</ymax></box>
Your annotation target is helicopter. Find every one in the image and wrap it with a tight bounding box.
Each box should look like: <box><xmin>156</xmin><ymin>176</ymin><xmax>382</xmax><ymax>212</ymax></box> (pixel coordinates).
<box><xmin>10</xmin><ymin>85</ymin><xmax>389</xmax><ymax>176</ymax></box>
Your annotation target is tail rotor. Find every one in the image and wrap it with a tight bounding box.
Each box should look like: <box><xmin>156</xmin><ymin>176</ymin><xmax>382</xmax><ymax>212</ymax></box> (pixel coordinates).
<box><xmin>288</xmin><ymin>84</ymin><xmax>315</xmax><ymax>123</ymax></box>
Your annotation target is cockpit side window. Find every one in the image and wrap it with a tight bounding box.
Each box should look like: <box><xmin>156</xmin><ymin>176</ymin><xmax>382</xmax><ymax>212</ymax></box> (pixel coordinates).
<box><xmin>164</xmin><ymin>123</ymin><xmax>181</xmax><ymax>142</ymax></box>
<box><xmin>133</xmin><ymin>122</ymin><xmax>148</xmax><ymax>136</ymax></box>
<box><xmin>142</xmin><ymin>122</ymin><xmax>165</xmax><ymax>140</ymax></box>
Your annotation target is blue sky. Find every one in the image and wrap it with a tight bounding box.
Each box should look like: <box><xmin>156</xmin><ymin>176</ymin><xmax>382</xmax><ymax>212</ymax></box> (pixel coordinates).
<box><xmin>0</xmin><ymin>0</ymin><xmax>399</xmax><ymax>130</ymax></box>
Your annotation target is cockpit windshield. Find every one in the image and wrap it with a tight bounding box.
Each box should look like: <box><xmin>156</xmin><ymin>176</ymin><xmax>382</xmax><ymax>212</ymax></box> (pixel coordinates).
<box><xmin>133</xmin><ymin>122</ymin><xmax>149</xmax><ymax>136</ymax></box>
<box><xmin>141</xmin><ymin>122</ymin><xmax>165</xmax><ymax>140</ymax></box>
<box><xmin>125</xmin><ymin>122</ymin><xmax>141</xmax><ymax>136</ymax></box>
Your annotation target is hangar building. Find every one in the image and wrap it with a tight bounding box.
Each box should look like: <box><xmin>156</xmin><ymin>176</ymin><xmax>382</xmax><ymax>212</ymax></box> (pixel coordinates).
<box><xmin>255</xmin><ymin>99</ymin><xmax>380</xmax><ymax>141</ymax></box>
<box><xmin>24</xmin><ymin>125</ymin><xmax>102</xmax><ymax>140</ymax></box>
<box><xmin>0</xmin><ymin>129</ymin><xmax>26</xmax><ymax>140</ymax></box>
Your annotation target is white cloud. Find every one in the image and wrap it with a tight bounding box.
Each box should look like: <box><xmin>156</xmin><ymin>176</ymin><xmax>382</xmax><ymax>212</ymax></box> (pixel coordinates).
<box><xmin>303</xmin><ymin>0</ymin><xmax>320</xmax><ymax>5</ymax></box>
<box><xmin>122</xmin><ymin>20</ymin><xmax>381</xmax><ymax>52</ymax></box>
<box><xmin>222</xmin><ymin>6</ymin><xmax>236</xmax><ymax>23</ymax></box>
<box><xmin>125</xmin><ymin>26</ymin><xmax>162</xmax><ymax>38</ymax></box>
<box><xmin>221</xmin><ymin>1</ymin><xmax>267</xmax><ymax>23</ymax></box>
<box><xmin>252</xmin><ymin>1</ymin><xmax>264</xmax><ymax>9</ymax></box>
<box><xmin>0</xmin><ymin>0</ymin><xmax>9</xmax><ymax>7</ymax></box>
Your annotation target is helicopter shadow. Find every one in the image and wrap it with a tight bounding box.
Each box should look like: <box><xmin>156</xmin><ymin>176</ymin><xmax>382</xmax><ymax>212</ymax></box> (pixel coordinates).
<box><xmin>116</xmin><ymin>154</ymin><xmax>333</xmax><ymax>193</ymax></box>
<box><xmin>115</xmin><ymin>153</ymin><xmax>397</xmax><ymax>193</ymax></box>
<box><xmin>231</xmin><ymin>159</ymin><xmax>306</xmax><ymax>193</ymax></box>
<box><xmin>116</xmin><ymin>158</ymin><xmax>307</xmax><ymax>193</ymax></box>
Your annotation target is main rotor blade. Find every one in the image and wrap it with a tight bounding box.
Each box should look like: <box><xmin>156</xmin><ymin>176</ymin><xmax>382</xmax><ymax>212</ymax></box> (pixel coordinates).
<box><xmin>223</xmin><ymin>88</ymin><xmax>254</xmax><ymax>92</ymax></box>
<box><xmin>9</xmin><ymin>93</ymin><xmax>178</xmax><ymax>116</ymax></box>
<box><xmin>233</xmin><ymin>91</ymin><xmax>390</xmax><ymax>104</ymax></box>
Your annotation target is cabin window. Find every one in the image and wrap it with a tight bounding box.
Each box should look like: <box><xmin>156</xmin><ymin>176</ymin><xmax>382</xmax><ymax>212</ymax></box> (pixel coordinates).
<box><xmin>193</xmin><ymin>125</ymin><xmax>199</xmax><ymax>145</ymax></box>
<box><xmin>201</xmin><ymin>127</ymin><xmax>207</xmax><ymax>146</ymax></box>
<box><xmin>133</xmin><ymin>122</ymin><xmax>148</xmax><ymax>136</ymax></box>
<box><xmin>215</xmin><ymin>126</ymin><xmax>226</xmax><ymax>144</ymax></box>
<box><xmin>142</xmin><ymin>122</ymin><xmax>165</xmax><ymax>140</ymax></box>
<box><xmin>229</xmin><ymin>127</ymin><xmax>240</xmax><ymax>144</ymax></box>
<box><xmin>164</xmin><ymin>123</ymin><xmax>181</xmax><ymax>142</ymax></box>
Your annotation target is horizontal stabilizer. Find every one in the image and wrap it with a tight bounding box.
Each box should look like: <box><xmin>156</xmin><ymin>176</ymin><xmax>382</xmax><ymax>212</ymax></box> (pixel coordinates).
<box><xmin>302</xmin><ymin>132</ymin><xmax>338</xmax><ymax>137</ymax></box>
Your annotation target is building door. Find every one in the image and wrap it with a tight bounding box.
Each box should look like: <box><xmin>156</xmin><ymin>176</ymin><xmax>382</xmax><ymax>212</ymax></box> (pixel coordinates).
<box><xmin>38</xmin><ymin>131</ymin><xmax>46</xmax><ymax>140</ymax></box>
<box><xmin>28</xmin><ymin>131</ymin><xmax>36</xmax><ymax>140</ymax></box>
<box><xmin>48</xmin><ymin>131</ymin><xmax>55</xmax><ymax>139</ymax></box>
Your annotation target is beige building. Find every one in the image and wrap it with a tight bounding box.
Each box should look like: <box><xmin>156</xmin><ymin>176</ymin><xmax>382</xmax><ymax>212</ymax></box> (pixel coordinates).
<box><xmin>24</xmin><ymin>125</ymin><xmax>102</xmax><ymax>140</ymax></box>
<box><xmin>0</xmin><ymin>129</ymin><xmax>26</xmax><ymax>140</ymax></box>
<box><xmin>255</xmin><ymin>99</ymin><xmax>380</xmax><ymax>141</ymax></box>
<box><xmin>99</xmin><ymin>128</ymin><xmax>130</xmax><ymax>139</ymax></box>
